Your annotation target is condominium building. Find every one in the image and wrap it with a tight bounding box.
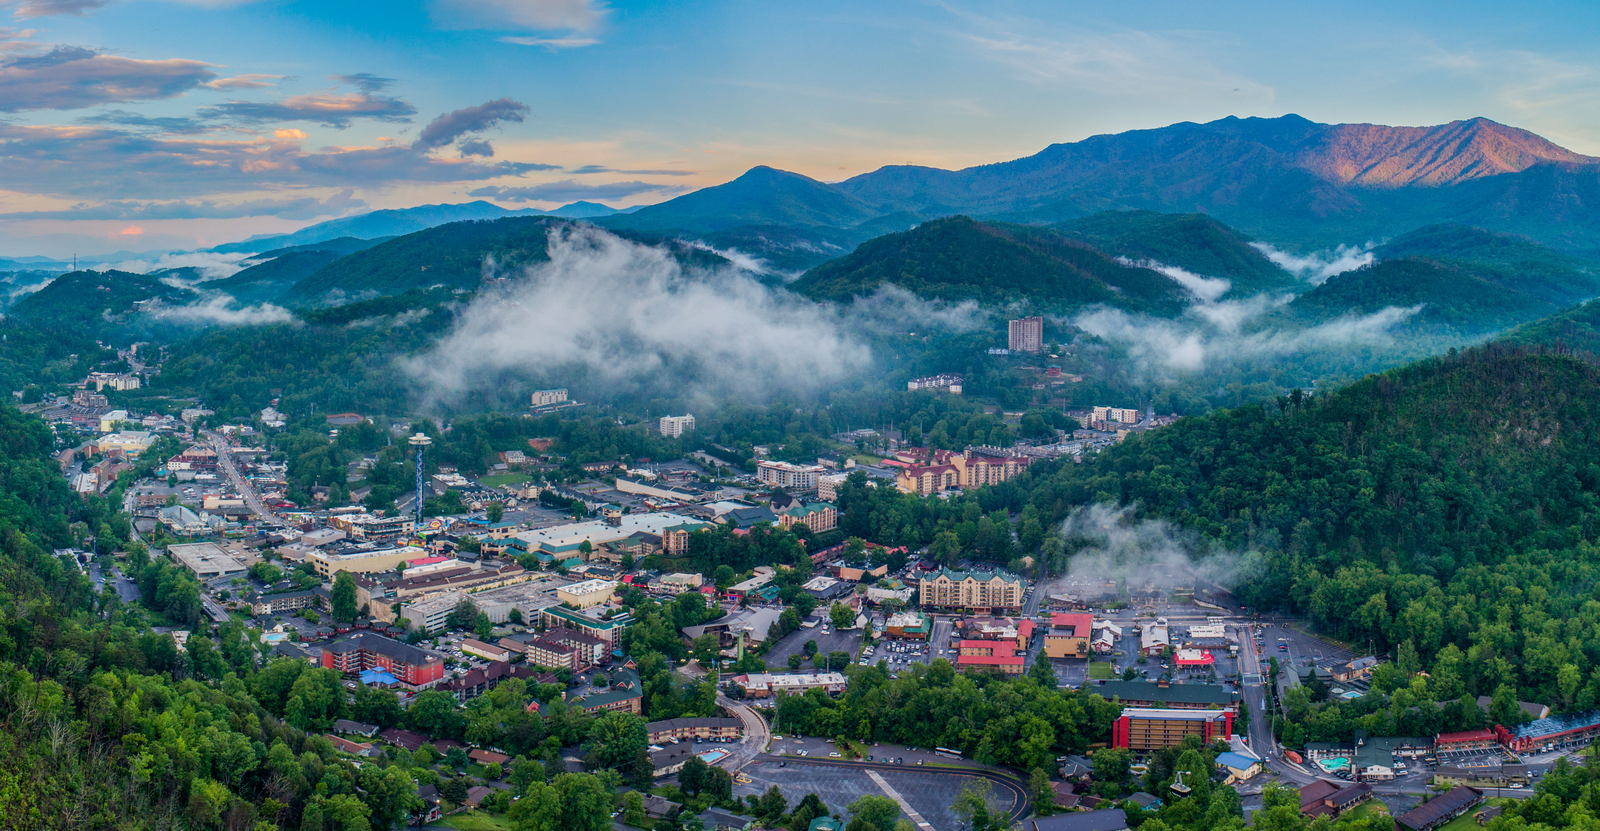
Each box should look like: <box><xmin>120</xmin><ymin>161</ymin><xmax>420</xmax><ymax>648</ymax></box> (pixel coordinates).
<box><xmin>646</xmin><ymin>718</ymin><xmax>742</xmax><ymax>743</ymax></box>
<box><xmin>1008</xmin><ymin>316</ymin><xmax>1044</xmax><ymax>354</ymax></box>
<box><xmin>894</xmin><ymin>448</ymin><xmax>1032</xmax><ymax>496</ymax></box>
<box><xmin>918</xmin><ymin>567</ymin><xmax>1024</xmax><ymax>611</ymax></box>
<box><xmin>321</xmin><ymin>634</ymin><xmax>446</xmax><ymax>688</ymax></box>
<box><xmin>659</xmin><ymin>415</ymin><xmax>696</xmax><ymax>438</ymax></box>
<box><xmin>520</xmin><ymin>635</ymin><xmax>579</xmax><ymax>672</ymax></box>
<box><xmin>1112</xmin><ymin>707</ymin><xmax>1233</xmax><ymax>750</ymax></box>
<box><xmin>777</xmin><ymin>502</ymin><xmax>837</xmax><ymax>533</ymax></box>
<box><xmin>530</xmin><ymin>389</ymin><xmax>568</xmax><ymax>408</ymax></box>
<box><xmin>756</xmin><ymin>461</ymin><xmax>824</xmax><ymax>492</ymax></box>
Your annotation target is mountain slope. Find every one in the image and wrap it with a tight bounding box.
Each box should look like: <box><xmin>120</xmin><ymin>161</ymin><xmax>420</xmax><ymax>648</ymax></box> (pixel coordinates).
<box><xmin>1288</xmin><ymin>258</ymin><xmax>1555</xmax><ymax>331</ymax></box>
<box><xmin>280</xmin><ymin>216</ymin><xmax>732</xmax><ymax>306</ymax></box>
<box><xmin>212</xmin><ymin>201</ymin><xmax>536</xmax><ymax>253</ymax></box>
<box><xmin>601</xmin><ymin>166</ymin><xmax>882</xmax><ymax>233</ymax></box>
<box><xmin>1375</xmin><ymin>224</ymin><xmax>1600</xmax><ymax>306</ymax></box>
<box><xmin>1498</xmin><ymin>299</ymin><xmax>1600</xmax><ymax>357</ymax></box>
<box><xmin>1055</xmin><ymin>210</ymin><xmax>1301</xmax><ymax>296</ymax></box>
<box><xmin>790</xmin><ymin>216</ymin><xmax>1189</xmax><ymax>314</ymax></box>
<box><xmin>8</xmin><ymin>269</ymin><xmax>197</xmax><ymax>336</ymax></box>
<box><xmin>207</xmin><ymin>237</ymin><xmax>388</xmax><ymax>305</ymax></box>
<box><xmin>1203</xmin><ymin>115</ymin><xmax>1597</xmax><ymax>187</ymax></box>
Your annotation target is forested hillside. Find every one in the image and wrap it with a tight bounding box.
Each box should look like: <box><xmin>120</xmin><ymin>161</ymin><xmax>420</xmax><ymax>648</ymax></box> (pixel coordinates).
<box><xmin>1288</xmin><ymin>258</ymin><xmax>1557</xmax><ymax>331</ymax></box>
<box><xmin>1375</xmin><ymin>224</ymin><xmax>1600</xmax><ymax>306</ymax></box>
<box><xmin>1038</xmin><ymin>345</ymin><xmax>1600</xmax><ymax>708</ymax></box>
<box><xmin>1056</xmin><ymin>210</ymin><xmax>1301</xmax><ymax>296</ymax></box>
<box><xmin>791</xmin><ymin>216</ymin><xmax>1189</xmax><ymax>313</ymax></box>
<box><xmin>8</xmin><ymin>270</ymin><xmax>198</xmax><ymax>340</ymax></box>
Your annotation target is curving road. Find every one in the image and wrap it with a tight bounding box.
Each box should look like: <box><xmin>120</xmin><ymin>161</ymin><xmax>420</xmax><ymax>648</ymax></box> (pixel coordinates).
<box><xmin>717</xmin><ymin>693</ymin><xmax>770</xmax><ymax>773</ymax></box>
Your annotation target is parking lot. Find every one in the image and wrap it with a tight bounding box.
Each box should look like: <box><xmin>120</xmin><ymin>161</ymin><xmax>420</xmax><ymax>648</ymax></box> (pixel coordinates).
<box><xmin>1261</xmin><ymin>622</ymin><xmax>1355</xmax><ymax>669</ymax></box>
<box><xmin>735</xmin><ymin>756</ymin><xmax>1013</xmax><ymax>830</ymax></box>
<box><xmin>762</xmin><ymin>623</ymin><xmax>864</xmax><ymax>671</ymax></box>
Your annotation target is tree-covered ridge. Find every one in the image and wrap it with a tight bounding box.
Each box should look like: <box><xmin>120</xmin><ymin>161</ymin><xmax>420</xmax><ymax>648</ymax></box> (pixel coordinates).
<box><xmin>1287</xmin><ymin>257</ymin><xmax>1557</xmax><ymax>331</ymax></box>
<box><xmin>8</xmin><ymin>270</ymin><xmax>198</xmax><ymax>341</ymax></box>
<box><xmin>1066</xmin><ymin>345</ymin><xmax>1600</xmax><ymax>578</ymax></box>
<box><xmin>280</xmin><ymin>216</ymin><xmax>732</xmax><ymax>306</ymax></box>
<box><xmin>1056</xmin><ymin>209</ymin><xmax>1301</xmax><ymax>296</ymax></box>
<box><xmin>791</xmin><ymin>216</ymin><xmax>1189</xmax><ymax>314</ymax></box>
<box><xmin>1016</xmin><ymin>345</ymin><xmax>1600</xmax><ymax>710</ymax></box>
<box><xmin>1499</xmin><ymin>298</ymin><xmax>1600</xmax><ymax>358</ymax></box>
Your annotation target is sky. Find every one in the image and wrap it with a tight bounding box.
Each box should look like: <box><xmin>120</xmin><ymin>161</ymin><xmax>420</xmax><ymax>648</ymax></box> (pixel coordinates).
<box><xmin>0</xmin><ymin>0</ymin><xmax>1598</xmax><ymax>257</ymax></box>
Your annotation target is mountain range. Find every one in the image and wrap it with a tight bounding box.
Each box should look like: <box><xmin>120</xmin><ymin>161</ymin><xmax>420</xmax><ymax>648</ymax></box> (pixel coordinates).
<box><xmin>597</xmin><ymin>115</ymin><xmax>1600</xmax><ymax>257</ymax></box>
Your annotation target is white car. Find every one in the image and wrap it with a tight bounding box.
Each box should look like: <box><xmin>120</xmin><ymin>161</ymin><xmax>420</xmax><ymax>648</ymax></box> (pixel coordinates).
<box><xmin>829</xmin><ymin>752</ymin><xmax>841</xmax><ymax>757</ymax></box>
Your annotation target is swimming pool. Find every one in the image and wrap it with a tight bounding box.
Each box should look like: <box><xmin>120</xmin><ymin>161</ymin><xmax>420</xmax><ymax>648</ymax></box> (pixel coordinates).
<box><xmin>262</xmin><ymin>633</ymin><xmax>288</xmax><ymax>644</ymax></box>
<box><xmin>699</xmin><ymin>749</ymin><xmax>730</xmax><ymax>764</ymax></box>
<box><xmin>1318</xmin><ymin>758</ymin><xmax>1350</xmax><ymax>772</ymax></box>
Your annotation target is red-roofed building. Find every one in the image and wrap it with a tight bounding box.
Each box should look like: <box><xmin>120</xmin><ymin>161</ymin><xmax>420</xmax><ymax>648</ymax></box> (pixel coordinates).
<box><xmin>1045</xmin><ymin>612</ymin><xmax>1094</xmax><ymax>659</ymax></box>
<box><xmin>956</xmin><ymin>640</ymin><xmax>1025</xmax><ymax>674</ymax></box>
<box><xmin>1175</xmin><ymin>648</ymin><xmax>1215</xmax><ymax>668</ymax></box>
<box><xmin>957</xmin><ymin>653</ymin><xmax>1026</xmax><ymax>674</ymax></box>
<box><xmin>1436</xmin><ymin>729</ymin><xmax>1499</xmax><ymax>752</ymax></box>
<box><xmin>407</xmin><ymin>556</ymin><xmax>451</xmax><ymax>567</ymax></box>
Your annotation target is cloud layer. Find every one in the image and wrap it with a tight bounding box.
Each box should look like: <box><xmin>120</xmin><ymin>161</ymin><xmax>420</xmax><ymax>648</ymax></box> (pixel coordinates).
<box><xmin>412</xmin><ymin>97</ymin><xmax>530</xmax><ymax>154</ymax></box>
<box><xmin>469</xmin><ymin>179</ymin><xmax>688</xmax><ymax>202</ymax></box>
<box><xmin>0</xmin><ymin>40</ymin><xmax>215</xmax><ymax>111</ymax></box>
<box><xmin>407</xmin><ymin>224</ymin><xmax>869</xmax><ymax>405</ymax></box>
<box><xmin>1251</xmin><ymin>241</ymin><xmax>1375</xmax><ymax>285</ymax></box>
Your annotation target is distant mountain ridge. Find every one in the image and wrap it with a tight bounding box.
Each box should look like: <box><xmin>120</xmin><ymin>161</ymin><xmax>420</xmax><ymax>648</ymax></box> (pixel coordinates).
<box><xmin>597</xmin><ymin>114</ymin><xmax>1600</xmax><ymax>256</ymax></box>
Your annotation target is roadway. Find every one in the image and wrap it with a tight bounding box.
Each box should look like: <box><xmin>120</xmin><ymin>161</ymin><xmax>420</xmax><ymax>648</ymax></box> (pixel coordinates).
<box><xmin>717</xmin><ymin>693</ymin><xmax>771</xmax><ymax>774</ymax></box>
<box><xmin>205</xmin><ymin>431</ymin><xmax>279</xmax><ymax>528</ymax></box>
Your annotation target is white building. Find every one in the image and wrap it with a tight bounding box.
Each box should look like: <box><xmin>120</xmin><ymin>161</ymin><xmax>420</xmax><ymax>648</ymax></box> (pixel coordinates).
<box><xmin>818</xmin><ymin>472</ymin><xmax>850</xmax><ymax>502</ymax></box>
<box><xmin>907</xmin><ymin>375</ymin><xmax>963</xmax><ymax>394</ymax></box>
<box><xmin>531</xmin><ymin>389</ymin><xmax>568</xmax><ymax>408</ymax></box>
<box><xmin>659</xmin><ymin>414</ymin><xmax>695</xmax><ymax>438</ymax></box>
<box><xmin>756</xmin><ymin>461</ymin><xmax>823</xmax><ymax>492</ymax></box>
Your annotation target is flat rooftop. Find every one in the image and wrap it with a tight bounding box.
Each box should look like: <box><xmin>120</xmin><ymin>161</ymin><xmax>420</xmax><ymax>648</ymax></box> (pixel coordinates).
<box><xmin>512</xmin><ymin>513</ymin><xmax>707</xmax><ymax>554</ymax></box>
<box><xmin>168</xmin><ymin>542</ymin><xmax>248</xmax><ymax>576</ymax></box>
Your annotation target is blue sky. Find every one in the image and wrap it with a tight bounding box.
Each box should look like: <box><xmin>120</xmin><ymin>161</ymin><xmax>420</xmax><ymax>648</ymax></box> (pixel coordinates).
<box><xmin>0</xmin><ymin>0</ymin><xmax>1597</xmax><ymax>256</ymax></box>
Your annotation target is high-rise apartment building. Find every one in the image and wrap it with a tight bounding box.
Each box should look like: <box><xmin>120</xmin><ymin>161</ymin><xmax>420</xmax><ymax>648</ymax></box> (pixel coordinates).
<box><xmin>659</xmin><ymin>414</ymin><xmax>695</xmax><ymax>437</ymax></box>
<box><xmin>1008</xmin><ymin>316</ymin><xmax>1044</xmax><ymax>353</ymax></box>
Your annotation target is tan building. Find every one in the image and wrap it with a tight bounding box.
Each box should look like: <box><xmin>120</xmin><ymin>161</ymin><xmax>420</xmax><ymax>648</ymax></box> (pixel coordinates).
<box><xmin>646</xmin><ymin>717</ymin><xmax>742</xmax><ymax>743</ymax></box>
<box><xmin>1043</xmin><ymin>612</ymin><xmax>1094</xmax><ymax>659</ymax></box>
<box><xmin>918</xmin><ymin>567</ymin><xmax>1023</xmax><ymax>611</ymax></box>
<box><xmin>309</xmin><ymin>546</ymin><xmax>427</xmax><ymax>578</ymax></box>
<box><xmin>660</xmin><ymin>524</ymin><xmax>698</xmax><ymax>556</ymax></box>
<box><xmin>521</xmin><ymin>636</ymin><xmax>579</xmax><ymax>672</ymax></box>
<box><xmin>895</xmin><ymin>448</ymin><xmax>1032</xmax><ymax>496</ymax></box>
<box><xmin>460</xmin><ymin>638</ymin><xmax>510</xmax><ymax>662</ymax></box>
<box><xmin>556</xmin><ymin>579</ymin><xmax>617</xmax><ymax>609</ymax></box>
<box><xmin>778</xmin><ymin>502</ymin><xmax>837</xmax><ymax>533</ymax></box>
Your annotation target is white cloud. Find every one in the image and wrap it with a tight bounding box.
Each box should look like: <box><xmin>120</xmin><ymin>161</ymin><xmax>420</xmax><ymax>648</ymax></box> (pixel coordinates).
<box><xmin>500</xmin><ymin>35</ymin><xmax>598</xmax><ymax>49</ymax></box>
<box><xmin>149</xmin><ymin>294</ymin><xmax>293</xmax><ymax>325</ymax></box>
<box><xmin>1117</xmin><ymin>256</ymin><xmax>1230</xmax><ymax>303</ymax></box>
<box><xmin>94</xmin><ymin>250</ymin><xmax>252</xmax><ymax>280</ymax></box>
<box><xmin>432</xmin><ymin>0</ymin><xmax>606</xmax><ymax>32</ymax></box>
<box><xmin>1073</xmin><ymin>303</ymin><xmax>1423</xmax><ymax>376</ymax></box>
<box><xmin>958</xmin><ymin>20</ymin><xmax>1274</xmax><ymax>105</ymax></box>
<box><xmin>407</xmin><ymin>225</ymin><xmax>869</xmax><ymax>405</ymax></box>
<box><xmin>1250</xmin><ymin>241</ymin><xmax>1374</xmax><ymax>285</ymax></box>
